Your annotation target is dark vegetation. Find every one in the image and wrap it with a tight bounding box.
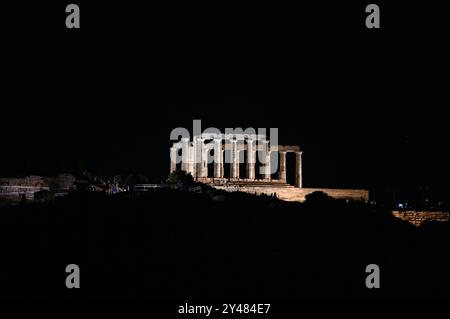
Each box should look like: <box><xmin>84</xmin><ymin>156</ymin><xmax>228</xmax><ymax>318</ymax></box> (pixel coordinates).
<box><xmin>0</xmin><ymin>189</ymin><xmax>447</xmax><ymax>299</ymax></box>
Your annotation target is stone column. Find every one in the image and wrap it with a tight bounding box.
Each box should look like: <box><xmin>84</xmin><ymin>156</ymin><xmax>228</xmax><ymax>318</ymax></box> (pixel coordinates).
<box><xmin>170</xmin><ymin>147</ymin><xmax>177</xmax><ymax>173</ymax></box>
<box><xmin>236</xmin><ymin>150</ymin><xmax>241</xmax><ymax>178</ymax></box>
<box><xmin>214</xmin><ymin>139</ymin><xmax>222</xmax><ymax>178</ymax></box>
<box><xmin>195</xmin><ymin>137</ymin><xmax>204</xmax><ymax>179</ymax></box>
<box><xmin>278</xmin><ymin>151</ymin><xmax>287</xmax><ymax>181</ymax></box>
<box><xmin>181</xmin><ymin>138</ymin><xmax>189</xmax><ymax>172</ymax></box>
<box><xmin>262</xmin><ymin>140</ymin><xmax>271</xmax><ymax>180</ymax></box>
<box><xmin>230</xmin><ymin>140</ymin><xmax>239</xmax><ymax>179</ymax></box>
<box><xmin>246</xmin><ymin>140</ymin><xmax>256</xmax><ymax>180</ymax></box>
<box><xmin>201</xmin><ymin>143</ymin><xmax>208</xmax><ymax>178</ymax></box>
<box><xmin>220</xmin><ymin>149</ymin><xmax>224</xmax><ymax>178</ymax></box>
<box><xmin>264</xmin><ymin>152</ymin><xmax>271</xmax><ymax>180</ymax></box>
<box><xmin>188</xmin><ymin>144</ymin><xmax>195</xmax><ymax>177</ymax></box>
<box><xmin>295</xmin><ymin>151</ymin><xmax>303</xmax><ymax>188</ymax></box>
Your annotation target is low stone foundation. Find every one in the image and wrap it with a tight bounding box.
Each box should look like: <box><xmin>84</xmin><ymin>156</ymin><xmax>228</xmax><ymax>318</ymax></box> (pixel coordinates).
<box><xmin>0</xmin><ymin>175</ymin><xmax>75</xmax><ymax>202</ymax></box>
<box><xmin>212</xmin><ymin>183</ymin><xmax>369</xmax><ymax>202</ymax></box>
<box><xmin>391</xmin><ymin>211</ymin><xmax>449</xmax><ymax>226</ymax></box>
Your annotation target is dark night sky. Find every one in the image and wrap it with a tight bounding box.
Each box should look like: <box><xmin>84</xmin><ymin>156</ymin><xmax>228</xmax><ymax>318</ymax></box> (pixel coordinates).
<box><xmin>2</xmin><ymin>1</ymin><xmax>449</xmax><ymax>194</ymax></box>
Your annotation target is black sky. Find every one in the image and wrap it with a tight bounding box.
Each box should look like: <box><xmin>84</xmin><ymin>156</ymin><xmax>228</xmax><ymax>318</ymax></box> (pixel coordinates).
<box><xmin>2</xmin><ymin>1</ymin><xmax>449</xmax><ymax>194</ymax></box>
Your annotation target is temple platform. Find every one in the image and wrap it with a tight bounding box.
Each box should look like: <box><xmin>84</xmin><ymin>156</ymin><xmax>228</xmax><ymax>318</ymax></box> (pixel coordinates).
<box><xmin>201</xmin><ymin>179</ymin><xmax>369</xmax><ymax>202</ymax></box>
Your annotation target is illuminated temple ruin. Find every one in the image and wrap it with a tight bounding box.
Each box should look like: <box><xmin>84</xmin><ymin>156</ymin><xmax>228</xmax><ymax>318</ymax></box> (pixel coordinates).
<box><xmin>170</xmin><ymin>134</ymin><xmax>369</xmax><ymax>202</ymax></box>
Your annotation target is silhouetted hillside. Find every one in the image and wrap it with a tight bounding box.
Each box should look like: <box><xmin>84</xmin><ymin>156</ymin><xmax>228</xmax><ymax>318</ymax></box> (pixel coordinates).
<box><xmin>0</xmin><ymin>189</ymin><xmax>447</xmax><ymax>299</ymax></box>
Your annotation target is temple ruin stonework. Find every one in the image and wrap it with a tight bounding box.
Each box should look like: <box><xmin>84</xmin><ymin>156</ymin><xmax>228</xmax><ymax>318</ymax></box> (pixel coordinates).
<box><xmin>170</xmin><ymin>134</ymin><xmax>369</xmax><ymax>202</ymax></box>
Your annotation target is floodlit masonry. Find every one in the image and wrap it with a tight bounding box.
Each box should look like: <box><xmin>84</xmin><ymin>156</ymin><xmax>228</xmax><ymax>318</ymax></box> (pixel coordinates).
<box><xmin>0</xmin><ymin>175</ymin><xmax>75</xmax><ymax>202</ymax></box>
<box><xmin>170</xmin><ymin>133</ymin><xmax>302</xmax><ymax>186</ymax></box>
<box><xmin>170</xmin><ymin>134</ymin><xmax>369</xmax><ymax>202</ymax></box>
<box><xmin>391</xmin><ymin>211</ymin><xmax>449</xmax><ymax>226</ymax></box>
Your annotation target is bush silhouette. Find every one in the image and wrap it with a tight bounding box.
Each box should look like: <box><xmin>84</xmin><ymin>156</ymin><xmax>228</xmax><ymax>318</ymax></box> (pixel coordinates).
<box><xmin>304</xmin><ymin>191</ymin><xmax>333</xmax><ymax>203</ymax></box>
<box><xmin>166</xmin><ymin>170</ymin><xmax>194</xmax><ymax>189</ymax></box>
<box><xmin>34</xmin><ymin>189</ymin><xmax>54</xmax><ymax>202</ymax></box>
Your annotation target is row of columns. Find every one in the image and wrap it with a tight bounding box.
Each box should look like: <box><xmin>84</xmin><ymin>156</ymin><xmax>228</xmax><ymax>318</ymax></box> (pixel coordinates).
<box><xmin>170</xmin><ymin>141</ymin><xmax>303</xmax><ymax>188</ymax></box>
